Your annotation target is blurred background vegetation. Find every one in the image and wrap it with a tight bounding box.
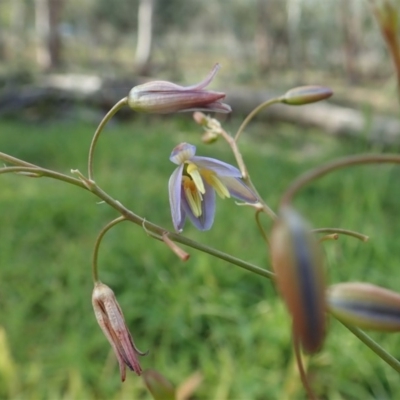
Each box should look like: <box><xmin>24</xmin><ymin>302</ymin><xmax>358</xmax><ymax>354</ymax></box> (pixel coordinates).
<box><xmin>1</xmin><ymin>0</ymin><xmax>400</xmax><ymax>399</ymax></box>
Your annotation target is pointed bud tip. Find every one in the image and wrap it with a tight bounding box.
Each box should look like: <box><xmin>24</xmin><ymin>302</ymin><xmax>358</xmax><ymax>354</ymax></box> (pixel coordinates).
<box><xmin>143</xmin><ymin>370</ymin><xmax>175</xmax><ymax>400</ymax></box>
<box><xmin>328</xmin><ymin>282</ymin><xmax>400</xmax><ymax>332</ymax></box>
<box><xmin>282</xmin><ymin>85</ymin><xmax>333</xmax><ymax>106</ymax></box>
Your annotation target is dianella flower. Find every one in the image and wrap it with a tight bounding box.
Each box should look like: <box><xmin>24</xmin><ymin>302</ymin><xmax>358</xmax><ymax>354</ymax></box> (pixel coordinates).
<box><xmin>328</xmin><ymin>282</ymin><xmax>400</xmax><ymax>332</ymax></box>
<box><xmin>270</xmin><ymin>207</ymin><xmax>326</xmax><ymax>354</ymax></box>
<box><xmin>128</xmin><ymin>64</ymin><xmax>231</xmax><ymax>114</ymax></box>
<box><xmin>168</xmin><ymin>143</ymin><xmax>258</xmax><ymax>232</ymax></box>
<box><xmin>92</xmin><ymin>282</ymin><xmax>147</xmax><ymax>381</ymax></box>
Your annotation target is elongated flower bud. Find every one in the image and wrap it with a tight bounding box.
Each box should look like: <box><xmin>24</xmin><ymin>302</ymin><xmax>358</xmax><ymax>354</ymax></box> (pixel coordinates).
<box><xmin>282</xmin><ymin>85</ymin><xmax>333</xmax><ymax>105</ymax></box>
<box><xmin>128</xmin><ymin>64</ymin><xmax>231</xmax><ymax>114</ymax></box>
<box><xmin>270</xmin><ymin>207</ymin><xmax>326</xmax><ymax>353</ymax></box>
<box><xmin>328</xmin><ymin>282</ymin><xmax>400</xmax><ymax>332</ymax></box>
<box><xmin>92</xmin><ymin>282</ymin><xmax>147</xmax><ymax>381</ymax></box>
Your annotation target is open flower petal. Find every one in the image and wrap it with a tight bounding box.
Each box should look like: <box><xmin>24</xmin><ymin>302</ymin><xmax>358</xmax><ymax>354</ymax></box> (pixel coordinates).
<box><xmin>192</xmin><ymin>156</ymin><xmax>242</xmax><ymax>177</ymax></box>
<box><xmin>181</xmin><ymin>180</ymin><xmax>215</xmax><ymax>231</ymax></box>
<box><xmin>170</xmin><ymin>143</ymin><xmax>197</xmax><ymax>165</ymax></box>
<box><xmin>168</xmin><ymin>142</ymin><xmax>257</xmax><ymax>232</ymax></box>
<box><xmin>169</xmin><ymin>165</ymin><xmax>185</xmax><ymax>232</ymax></box>
<box><xmin>219</xmin><ymin>176</ymin><xmax>259</xmax><ymax>203</ymax></box>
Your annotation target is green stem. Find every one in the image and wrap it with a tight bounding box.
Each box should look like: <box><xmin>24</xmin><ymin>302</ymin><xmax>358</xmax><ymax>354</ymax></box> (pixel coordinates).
<box><xmin>0</xmin><ymin>166</ymin><xmax>87</xmax><ymax>189</ymax></box>
<box><xmin>87</xmin><ymin>97</ymin><xmax>128</xmax><ymax>181</ymax></box>
<box><xmin>92</xmin><ymin>216</ymin><xmax>126</xmax><ymax>283</ymax></box>
<box><xmin>281</xmin><ymin>154</ymin><xmax>400</xmax><ymax>206</ymax></box>
<box><xmin>312</xmin><ymin>228</ymin><xmax>369</xmax><ymax>242</ymax></box>
<box><xmin>0</xmin><ymin>163</ymin><xmax>274</xmax><ymax>280</ymax></box>
<box><xmin>339</xmin><ymin>320</ymin><xmax>400</xmax><ymax>374</ymax></box>
<box><xmin>234</xmin><ymin>97</ymin><xmax>282</xmax><ymax>142</ymax></box>
<box><xmin>89</xmin><ymin>184</ymin><xmax>275</xmax><ymax>280</ymax></box>
<box><xmin>217</xmin><ymin>127</ymin><xmax>277</xmax><ymax>221</ymax></box>
<box><xmin>292</xmin><ymin>330</ymin><xmax>316</xmax><ymax>400</ymax></box>
<box><xmin>0</xmin><ymin>152</ymin><xmax>38</xmax><ymax>167</ymax></box>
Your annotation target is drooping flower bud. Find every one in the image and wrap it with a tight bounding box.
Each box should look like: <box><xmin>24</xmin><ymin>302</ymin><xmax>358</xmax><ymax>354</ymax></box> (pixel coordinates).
<box><xmin>282</xmin><ymin>85</ymin><xmax>333</xmax><ymax>105</ymax></box>
<box><xmin>328</xmin><ymin>282</ymin><xmax>400</xmax><ymax>332</ymax></box>
<box><xmin>270</xmin><ymin>207</ymin><xmax>326</xmax><ymax>353</ymax></box>
<box><xmin>128</xmin><ymin>64</ymin><xmax>231</xmax><ymax>114</ymax></box>
<box><xmin>92</xmin><ymin>282</ymin><xmax>147</xmax><ymax>381</ymax></box>
<box><xmin>143</xmin><ymin>370</ymin><xmax>176</xmax><ymax>400</ymax></box>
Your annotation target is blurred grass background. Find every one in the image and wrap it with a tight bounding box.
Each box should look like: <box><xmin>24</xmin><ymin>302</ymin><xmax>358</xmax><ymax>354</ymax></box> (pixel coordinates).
<box><xmin>0</xmin><ymin>113</ymin><xmax>400</xmax><ymax>399</ymax></box>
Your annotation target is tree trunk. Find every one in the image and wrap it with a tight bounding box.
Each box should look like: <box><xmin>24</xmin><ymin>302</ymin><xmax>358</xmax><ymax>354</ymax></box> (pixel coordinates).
<box><xmin>135</xmin><ymin>0</ymin><xmax>154</xmax><ymax>75</ymax></box>
<box><xmin>34</xmin><ymin>0</ymin><xmax>64</xmax><ymax>71</ymax></box>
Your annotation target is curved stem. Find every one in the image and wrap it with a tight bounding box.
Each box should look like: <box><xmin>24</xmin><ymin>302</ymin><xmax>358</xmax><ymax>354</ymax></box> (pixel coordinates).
<box><xmin>0</xmin><ymin>163</ymin><xmax>274</xmax><ymax>280</ymax></box>
<box><xmin>234</xmin><ymin>97</ymin><xmax>282</xmax><ymax>142</ymax></box>
<box><xmin>338</xmin><ymin>319</ymin><xmax>400</xmax><ymax>374</ymax></box>
<box><xmin>217</xmin><ymin>127</ymin><xmax>277</xmax><ymax>220</ymax></box>
<box><xmin>312</xmin><ymin>228</ymin><xmax>369</xmax><ymax>242</ymax></box>
<box><xmin>292</xmin><ymin>330</ymin><xmax>316</xmax><ymax>400</ymax></box>
<box><xmin>92</xmin><ymin>216</ymin><xmax>126</xmax><ymax>283</ymax></box>
<box><xmin>281</xmin><ymin>154</ymin><xmax>400</xmax><ymax>206</ymax></box>
<box><xmin>87</xmin><ymin>97</ymin><xmax>128</xmax><ymax>181</ymax></box>
<box><xmin>88</xmin><ymin>184</ymin><xmax>275</xmax><ymax>280</ymax></box>
<box><xmin>255</xmin><ymin>209</ymin><xmax>270</xmax><ymax>247</ymax></box>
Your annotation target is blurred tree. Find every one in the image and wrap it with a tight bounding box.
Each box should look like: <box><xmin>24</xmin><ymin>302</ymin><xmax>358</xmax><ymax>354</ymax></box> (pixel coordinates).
<box><xmin>34</xmin><ymin>0</ymin><xmax>64</xmax><ymax>70</ymax></box>
<box><xmin>134</xmin><ymin>0</ymin><xmax>154</xmax><ymax>75</ymax></box>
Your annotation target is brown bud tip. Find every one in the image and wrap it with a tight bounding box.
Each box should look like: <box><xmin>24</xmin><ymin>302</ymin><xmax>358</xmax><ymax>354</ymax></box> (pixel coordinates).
<box><xmin>282</xmin><ymin>85</ymin><xmax>333</xmax><ymax>105</ymax></box>
<box><xmin>142</xmin><ymin>370</ymin><xmax>175</xmax><ymax>400</ymax></box>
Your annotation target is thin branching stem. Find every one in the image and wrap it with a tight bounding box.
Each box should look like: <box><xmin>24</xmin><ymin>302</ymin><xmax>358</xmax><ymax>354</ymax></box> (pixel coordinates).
<box><xmin>339</xmin><ymin>320</ymin><xmax>400</xmax><ymax>374</ymax></box>
<box><xmin>292</xmin><ymin>331</ymin><xmax>316</xmax><ymax>400</ymax></box>
<box><xmin>234</xmin><ymin>97</ymin><xmax>282</xmax><ymax>142</ymax></box>
<box><xmin>312</xmin><ymin>228</ymin><xmax>369</xmax><ymax>242</ymax></box>
<box><xmin>281</xmin><ymin>154</ymin><xmax>400</xmax><ymax>206</ymax></box>
<box><xmin>87</xmin><ymin>97</ymin><xmax>128</xmax><ymax>181</ymax></box>
<box><xmin>92</xmin><ymin>216</ymin><xmax>126</xmax><ymax>283</ymax></box>
<box><xmin>0</xmin><ymin>164</ymin><xmax>274</xmax><ymax>280</ymax></box>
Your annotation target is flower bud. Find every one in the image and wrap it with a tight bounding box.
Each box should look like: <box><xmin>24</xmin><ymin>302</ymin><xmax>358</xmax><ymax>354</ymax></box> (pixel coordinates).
<box><xmin>128</xmin><ymin>64</ymin><xmax>231</xmax><ymax>114</ymax></box>
<box><xmin>328</xmin><ymin>282</ymin><xmax>400</xmax><ymax>332</ymax></box>
<box><xmin>143</xmin><ymin>370</ymin><xmax>175</xmax><ymax>400</ymax></box>
<box><xmin>201</xmin><ymin>131</ymin><xmax>219</xmax><ymax>144</ymax></box>
<box><xmin>270</xmin><ymin>207</ymin><xmax>326</xmax><ymax>353</ymax></box>
<box><xmin>92</xmin><ymin>282</ymin><xmax>147</xmax><ymax>381</ymax></box>
<box><xmin>193</xmin><ymin>111</ymin><xmax>209</xmax><ymax>126</ymax></box>
<box><xmin>282</xmin><ymin>85</ymin><xmax>333</xmax><ymax>105</ymax></box>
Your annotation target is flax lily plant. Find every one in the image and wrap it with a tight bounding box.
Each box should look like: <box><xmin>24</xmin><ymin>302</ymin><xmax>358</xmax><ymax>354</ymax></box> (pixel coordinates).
<box><xmin>3</xmin><ymin>61</ymin><xmax>400</xmax><ymax>400</ymax></box>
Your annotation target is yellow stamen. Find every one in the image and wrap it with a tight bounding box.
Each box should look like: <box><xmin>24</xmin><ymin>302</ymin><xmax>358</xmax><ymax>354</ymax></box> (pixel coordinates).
<box><xmin>182</xmin><ymin>176</ymin><xmax>203</xmax><ymax>217</ymax></box>
<box><xmin>186</xmin><ymin>163</ymin><xmax>205</xmax><ymax>194</ymax></box>
<box><xmin>201</xmin><ymin>170</ymin><xmax>230</xmax><ymax>199</ymax></box>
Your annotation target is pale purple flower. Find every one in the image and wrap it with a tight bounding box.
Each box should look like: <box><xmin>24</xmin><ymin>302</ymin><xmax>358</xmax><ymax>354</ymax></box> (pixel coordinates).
<box><xmin>127</xmin><ymin>64</ymin><xmax>231</xmax><ymax>114</ymax></box>
<box><xmin>168</xmin><ymin>143</ymin><xmax>258</xmax><ymax>232</ymax></box>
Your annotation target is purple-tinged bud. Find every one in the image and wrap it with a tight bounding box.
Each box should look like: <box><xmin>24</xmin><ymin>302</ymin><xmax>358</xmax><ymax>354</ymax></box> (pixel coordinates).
<box><xmin>143</xmin><ymin>370</ymin><xmax>175</xmax><ymax>400</ymax></box>
<box><xmin>282</xmin><ymin>86</ymin><xmax>333</xmax><ymax>106</ymax></box>
<box><xmin>270</xmin><ymin>207</ymin><xmax>326</xmax><ymax>353</ymax></box>
<box><xmin>128</xmin><ymin>64</ymin><xmax>231</xmax><ymax>114</ymax></box>
<box><xmin>92</xmin><ymin>282</ymin><xmax>147</xmax><ymax>381</ymax></box>
<box><xmin>193</xmin><ymin>111</ymin><xmax>208</xmax><ymax>126</ymax></box>
<box><xmin>328</xmin><ymin>282</ymin><xmax>400</xmax><ymax>332</ymax></box>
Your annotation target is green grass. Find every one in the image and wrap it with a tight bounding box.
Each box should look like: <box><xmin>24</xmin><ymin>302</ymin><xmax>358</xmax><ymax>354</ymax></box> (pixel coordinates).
<box><xmin>1</xmin><ymin>114</ymin><xmax>400</xmax><ymax>399</ymax></box>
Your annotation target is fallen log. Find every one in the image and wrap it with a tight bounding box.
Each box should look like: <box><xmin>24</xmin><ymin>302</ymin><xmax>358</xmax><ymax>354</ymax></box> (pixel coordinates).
<box><xmin>1</xmin><ymin>74</ymin><xmax>400</xmax><ymax>146</ymax></box>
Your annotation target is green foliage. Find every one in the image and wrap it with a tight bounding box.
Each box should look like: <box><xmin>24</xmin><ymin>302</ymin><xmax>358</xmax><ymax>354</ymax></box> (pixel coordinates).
<box><xmin>0</xmin><ymin>116</ymin><xmax>400</xmax><ymax>399</ymax></box>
